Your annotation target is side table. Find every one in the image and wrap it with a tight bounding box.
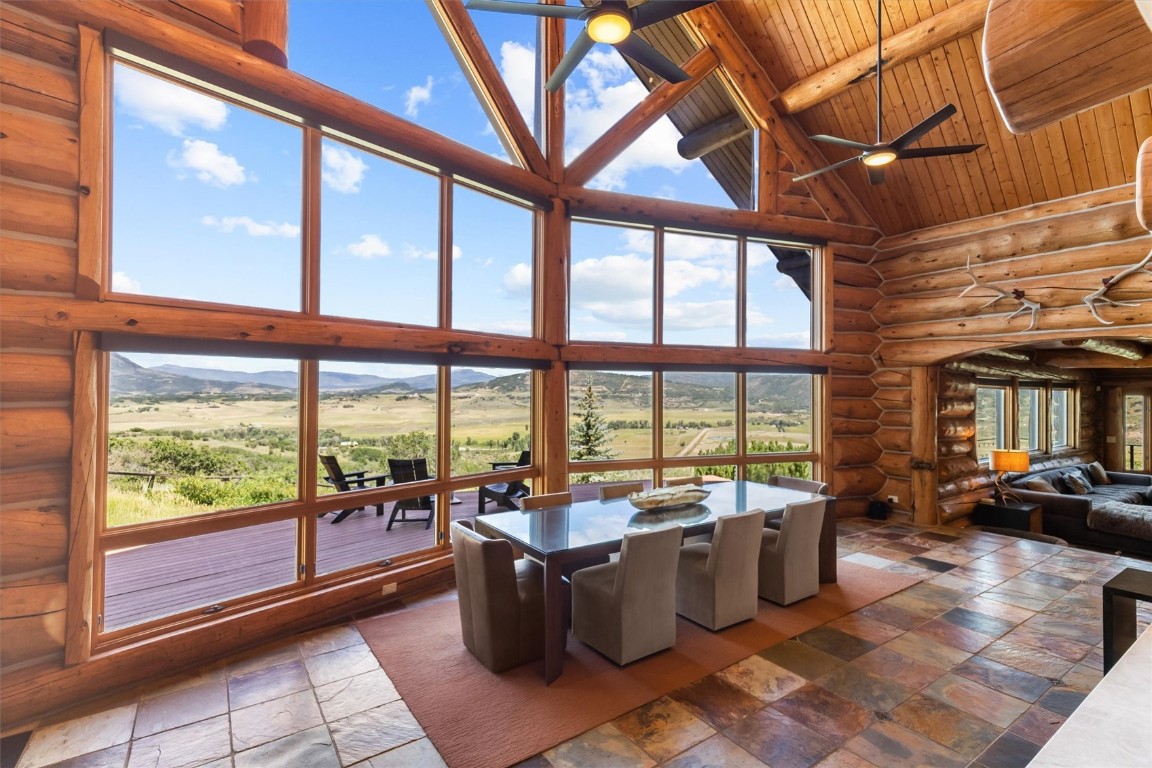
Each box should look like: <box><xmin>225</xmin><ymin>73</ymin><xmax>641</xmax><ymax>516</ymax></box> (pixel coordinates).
<box><xmin>1102</xmin><ymin>567</ymin><xmax>1152</xmax><ymax>672</ymax></box>
<box><xmin>972</xmin><ymin>500</ymin><xmax>1042</xmax><ymax>533</ymax></box>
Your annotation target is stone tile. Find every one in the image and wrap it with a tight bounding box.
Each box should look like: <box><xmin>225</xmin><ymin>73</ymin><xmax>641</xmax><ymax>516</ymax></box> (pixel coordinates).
<box><xmin>360</xmin><ymin>738</ymin><xmax>447</xmax><ymax>768</ymax></box>
<box><xmin>661</xmin><ymin>734</ymin><xmax>764</xmax><ymax>768</ymax></box>
<box><xmin>134</xmin><ymin>680</ymin><xmax>229</xmax><ymax>738</ymax></box>
<box><xmin>953</xmin><ymin>655</ymin><xmax>1052</xmax><ymax>703</ymax></box>
<box><xmin>716</xmin><ymin>655</ymin><xmax>807</xmax><ymax>703</ymax></box>
<box><xmin>855</xmin><ymin>601</ymin><xmax>926</xmax><ymax>631</ymax></box>
<box><xmin>724</xmin><ymin>706</ymin><xmax>840</xmax><ymax>768</ymax></box>
<box><xmin>825</xmin><ymin>614</ymin><xmax>905</xmax><ymax>646</ymax></box>
<box><xmin>866</xmin><ymin>546</ymin><xmax>917</xmax><ymax>563</ymax></box>
<box><xmin>978</xmin><ymin>640</ymin><xmax>1074</xmax><ymax>680</ymax></box>
<box><xmin>611</xmin><ymin>696</ymin><xmax>714</xmax><ymax>763</ymax></box>
<box><xmin>962</xmin><ymin>595</ymin><xmax>1037</xmax><ymax>625</ymax></box>
<box><xmin>845</xmin><ymin>721</ymin><xmax>969</xmax><ymax>768</ymax></box>
<box><xmin>850</xmin><ymin>646</ymin><xmax>947</xmax><ymax>692</ymax></box>
<box><xmin>304</xmin><ymin>643</ymin><xmax>381</xmax><ymax>688</ymax></box>
<box><xmin>230</xmin><ymin>689</ymin><xmax>324</xmax><ymax>752</ymax></box>
<box><xmin>1020</xmin><ymin>614</ymin><xmax>1101</xmax><ymax>646</ymax></box>
<box><xmin>880</xmin><ymin>561</ymin><xmax>939</xmax><ymax>579</ymax></box>
<box><xmin>543</xmin><ymin>723</ymin><xmax>655</xmax><ymax>768</ymax></box>
<box><xmin>882</xmin><ymin>631</ymin><xmax>971</xmax><ymax>671</ymax></box>
<box><xmin>974</xmin><ymin>731</ymin><xmax>1042</xmax><ymax>767</ymax></box>
<box><xmin>233</xmin><ymin>725</ymin><xmax>339</xmax><ymax>768</ymax></box>
<box><xmin>17</xmin><ymin>704</ymin><xmax>137</xmax><ymax>768</ymax></box>
<box><xmin>913</xmin><ymin>616</ymin><xmax>996</xmax><ymax>654</ymax></box>
<box><xmin>315</xmin><ymin>668</ymin><xmax>400</xmax><ymax>722</ymax></box>
<box><xmin>922</xmin><ymin>673</ymin><xmax>1030</xmax><ymax>728</ymax></box>
<box><xmin>141</xmin><ymin>666</ymin><xmax>226</xmax><ymax>702</ymax></box>
<box><xmin>797</xmin><ymin>626</ymin><xmax>878</xmax><ymax>661</ymax></box>
<box><xmin>907</xmin><ymin>556</ymin><xmax>957</xmax><ymax>573</ymax></box>
<box><xmin>920</xmin><ymin>549</ymin><xmax>979</xmax><ymax>567</ymax></box>
<box><xmin>228</xmin><ymin>660</ymin><xmax>311</xmax><ymax>711</ymax></box>
<box><xmin>842</xmin><ymin>552</ymin><xmax>900</xmax><ymax>570</ymax></box>
<box><xmin>1016</xmin><ymin>569</ymin><xmax>1081</xmax><ymax>591</ymax></box>
<box><xmin>296</xmin><ymin>625</ymin><xmax>366</xmax><ymax>659</ymax></box>
<box><xmin>941</xmin><ymin>606</ymin><xmax>1017</xmax><ymax>638</ymax></box>
<box><xmin>37</xmin><ymin>744</ymin><xmax>129</xmax><ymax>768</ymax></box>
<box><xmin>1036</xmin><ymin>687</ymin><xmax>1086</xmax><ymax>717</ymax></box>
<box><xmin>509</xmin><ymin>757</ymin><xmax>553</xmax><ymax>768</ymax></box>
<box><xmin>1057</xmin><ymin>663</ymin><xmax>1101</xmax><ymax>693</ymax></box>
<box><xmin>979</xmin><ymin>587</ymin><xmax>1053</xmax><ymax>613</ymax></box>
<box><xmin>758</xmin><ymin>639</ymin><xmax>845</xmax><ymax>680</ymax></box>
<box><xmin>1007</xmin><ymin>706</ymin><xmax>1066</xmax><ymax>746</ymax></box>
<box><xmin>890</xmin><ymin>693</ymin><xmax>1000</xmax><ymax>758</ymax></box>
<box><xmin>813</xmin><ymin>664</ymin><xmax>914</xmax><ymax>713</ymax></box>
<box><xmin>926</xmin><ymin>572</ymin><xmax>989</xmax><ymax>596</ymax></box>
<box><xmin>881</xmin><ymin>541</ymin><xmax>930</xmax><ymax>556</ymax></box>
<box><xmin>328</xmin><ymin>700</ymin><xmax>425</xmax><ymax>765</ymax></box>
<box><xmin>770</xmin><ymin>683</ymin><xmax>874</xmax><ymax>741</ymax></box>
<box><xmin>670</xmin><ymin>675</ymin><xmax>764</xmax><ymax>730</ymax></box>
<box><xmin>126</xmin><ymin>715</ymin><xmax>232</xmax><ymax>768</ymax></box>
<box><xmin>224</xmin><ymin>642</ymin><xmax>301</xmax><ymax>678</ymax></box>
<box><xmin>813</xmin><ymin>747</ymin><xmax>881</xmax><ymax>767</ymax></box>
<box><xmin>1000</xmin><ymin>625</ymin><xmax>1094</xmax><ymax>662</ymax></box>
<box><xmin>995</xmin><ymin>577</ymin><xmax>1068</xmax><ymax>602</ymax></box>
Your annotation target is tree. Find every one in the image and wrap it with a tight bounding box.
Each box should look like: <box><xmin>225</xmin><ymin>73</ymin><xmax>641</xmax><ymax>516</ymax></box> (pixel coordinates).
<box><xmin>570</xmin><ymin>385</ymin><xmax>615</xmax><ymax>468</ymax></box>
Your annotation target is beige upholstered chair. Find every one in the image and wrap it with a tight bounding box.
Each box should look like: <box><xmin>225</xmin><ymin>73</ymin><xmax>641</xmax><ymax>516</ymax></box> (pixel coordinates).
<box><xmin>520</xmin><ymin>491</ymin><xmax>573</xmax><ymax>510</ymax></box>
<box><xmin>758</xmin><ymin>498</ymin><xmax>827</xmax><ymax>605</ymax></box>
<box><xmin>665</xmin><ymin>476</ymin><xmax>704</xmax><ymax>487</ymax></box>
<box><xmin>572</xmin><ymin>525</ymin><xmax>683</xmax><ymax>665</ymax></box>
<box><xmin>599</xmin><ymin>481</ymin><xmax>645</xmax><ymax>501</ymax></box>
<box><xmin>676</xmin><ymin>508</ymin><xmax>766</xmax><ymax>630</ymax></box>
<box><xmin>765</xmin><ymin>475</ymin><xmax>836</xmax><ymax>584</ymax></box>
<box><xmin>451</xmin><ymin>520</ymin><xmax>544</xmax><ymax>672</ymax></box>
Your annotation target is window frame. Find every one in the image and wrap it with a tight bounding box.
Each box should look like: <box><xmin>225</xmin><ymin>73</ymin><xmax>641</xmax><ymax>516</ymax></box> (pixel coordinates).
<box><xmin>976</xmin><ymin>378</ymin><xmax>1078</xmax><ymax>463</ymax></box>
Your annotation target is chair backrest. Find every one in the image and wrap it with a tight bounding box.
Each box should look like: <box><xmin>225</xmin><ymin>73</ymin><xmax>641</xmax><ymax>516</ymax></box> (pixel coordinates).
<box><xmin>450</xmin><ymin>520</ymin><xmax>522</xmax><ymax>668</ymax></box>
<box><xmin>599</xmin><ymin>481</ymin><xmax>645</xmax><ymax>501</ymax></box>
<box><xmin>515</xmin><ymin>450</ymin><xmax>530</xmax><ymax>466</ymax></box>
<box><xmin>614</xmin><ymin>525</ymin><xmax>683</xmax><ymax>601</ymax></box>
<box><xmin>708</xmin><ymin>508</ymin><xmax>767</xmax><ymax>579</ymax></box>
<box><xmin>665</xmin><ymin>476</ymin><xmax>703</xmax><ymax>487</ymax></box>
<box><xmin>319</xmin><ymin>454</ymin><xmax>348</xmax><ymax>487</ymax></box>
<box><xmin>388</xmin><ymin>458</ymin><xmax>432</xmax><ymax>506</ymax></box>
<box><xmin>768</xmin><ymin>475</ymin><xmax>828</xmax><ymax>495</ymax></box>
<box><xmin>777</xmin><ymin>498</ymin><xmax>827</xmax><ymax>562</ymax></box>
<box><xmin>520</xmin><ymin>491</ymin><xmax>572</xmax><ymax>510</ymax></box>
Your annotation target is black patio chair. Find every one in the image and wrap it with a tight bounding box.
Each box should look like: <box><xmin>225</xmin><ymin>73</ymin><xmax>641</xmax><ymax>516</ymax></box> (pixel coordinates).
<box><xmin>478</xmin><ymin>450</ymin><xmax>531</xmax><ymax>514</ymax></box>
<box><xmin>387</xmin><ymin>457</ymin><xmax>436</xmax><ymax>530</ymax></box>
<box><xmin>318</xmin><ymin>454</ymin><xmax>388</xmax><ymax>524</ymax></box>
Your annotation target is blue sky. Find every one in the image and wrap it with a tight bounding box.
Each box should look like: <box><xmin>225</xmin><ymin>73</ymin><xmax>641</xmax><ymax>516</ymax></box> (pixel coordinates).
<box><xmin>110</xmin><ymin>1</ymin><xmax>812</xmax><ymax>374</ymax></box>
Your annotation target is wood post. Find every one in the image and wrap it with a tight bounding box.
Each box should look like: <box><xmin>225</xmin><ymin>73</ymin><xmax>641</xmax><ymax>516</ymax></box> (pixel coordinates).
<box><xmin>66</xmin><ymin>333</ymin><xmax>96</xmax><ymax>664</ymax></box>
<box><xmin>241</xmin><ymin>0</ymin><xmax>288</xmax><ymax>67</ymax></box>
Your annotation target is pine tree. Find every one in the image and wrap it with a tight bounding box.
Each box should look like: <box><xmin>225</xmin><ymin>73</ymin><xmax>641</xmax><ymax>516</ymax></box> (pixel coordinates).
<box><xmin>570</xmin><ymin>384</ymin><xmax>615</xmax><ymax>463</ymax></box>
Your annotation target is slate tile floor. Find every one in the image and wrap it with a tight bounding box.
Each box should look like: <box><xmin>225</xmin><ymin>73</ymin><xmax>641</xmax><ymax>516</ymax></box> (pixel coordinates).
<box><xmin>9</xmin><ymin>519</ymin><xmax>1151</xmax><ymax>768</ymax></box>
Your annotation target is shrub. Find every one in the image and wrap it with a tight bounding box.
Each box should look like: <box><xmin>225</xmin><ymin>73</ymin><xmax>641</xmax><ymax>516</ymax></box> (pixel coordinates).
<box><xmin>172</xmin><ymin>476</ymin><xmax>235</xmax><ymax>506</ymax></box>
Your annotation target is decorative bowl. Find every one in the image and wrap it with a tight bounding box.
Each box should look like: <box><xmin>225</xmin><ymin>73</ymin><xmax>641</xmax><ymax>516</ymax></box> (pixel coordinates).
<box><xmin>626</xmin><ymin>485</ymin><xmax>711</xmax><ymax>512</ymax></box>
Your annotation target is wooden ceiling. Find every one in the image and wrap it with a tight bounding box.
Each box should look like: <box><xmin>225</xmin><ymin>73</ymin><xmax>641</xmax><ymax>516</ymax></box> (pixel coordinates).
<box><xmin>710</xmin><ymin>0</ymin><xmax>1152</xmax><ymax>236</ymax></box>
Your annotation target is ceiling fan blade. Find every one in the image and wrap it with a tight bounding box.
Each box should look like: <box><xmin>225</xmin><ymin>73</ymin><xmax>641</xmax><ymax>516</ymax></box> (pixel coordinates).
<box><xmin>889</xmin><ymin>103</ymin><xmax>958</xmax><ymax>151</ymax></box>
<box><xmin>809</xmin><ymin>134</ymin><xmax>876</xmax><ymax>152</ymax></box>
<box><xmin>465</xmin><ymin>0</ymin><xmax>585</xmax><ymax>19</ymax></box>
<box><xmin>633</xmin><ymin>0</ymin><xmax>716</xmax><ymax>29</ymax></box>
<box><xmin>896</xmin><ymin>144</ymin><xmax>983</xmax><ymax>158</ymax></box>
<box><xmin>545</xmin><ymin>30</ymin><xmax>596</xmax><ymax>91</ymax></box>
<box><xmin>792</xmin><ymin>155</ymin><xmax>860</xmax><ymax>183</ymax></box>
<box><xmin>867</xmin><ymin>166</ymin><xmax>885</xmax><ymax>185</ymax></box>
<box><xmin>614</xmin><ymin>35</ymin><xmax>690</xmax><ymax>84</ymax></box>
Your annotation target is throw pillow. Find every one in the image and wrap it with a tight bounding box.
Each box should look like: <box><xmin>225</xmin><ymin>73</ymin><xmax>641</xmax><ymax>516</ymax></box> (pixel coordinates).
<box><xmin>1025</xmin><ymin>477</ymin><xmax>1059</xmax><ymax>493</ymax></box>
<box><xmin>1086</xmin><ymin>461</ymin><xmax>1111</xmax><ymax>485</ymax></box>
<box><xmin>1063</xmin><ymin>472</ymin><xmax>1091</xmax><ymax>495</ymax></box>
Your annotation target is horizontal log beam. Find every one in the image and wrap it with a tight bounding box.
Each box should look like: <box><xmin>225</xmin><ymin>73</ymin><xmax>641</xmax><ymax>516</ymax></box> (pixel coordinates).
<box><xmin>561</xmin><ymin>342</ymin><xmax>868</xmax><ymax>373</ymax></box>
<box><xmin>677</xmin><ymin>113</ymin><xmax>750</xmax><ymax>160</ymax></box>
<box><xmin>777</xmin><ymin>0</ymin><xmax>988</xmax><ymax>115</ymax></box>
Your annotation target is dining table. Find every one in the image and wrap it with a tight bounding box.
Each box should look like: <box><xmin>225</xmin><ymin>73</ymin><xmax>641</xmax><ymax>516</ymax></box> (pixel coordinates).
<box><xmin>473</xmin><ymin>479</ymin><xmax>825</xmax><ymax>684</ymax></box>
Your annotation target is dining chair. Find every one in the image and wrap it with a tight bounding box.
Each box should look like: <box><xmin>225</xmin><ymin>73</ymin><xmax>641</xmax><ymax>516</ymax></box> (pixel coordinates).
<box><xmin>599</xmin><ymin>481</ymin><xmax>645</xmax><ymax>501</ymax></box>
<box><xmin>572</xmin><ymin>524</ymin><xmax>683</xmax><ymax>665</ymax></box>
<box><xmin>478</xmin><ymin>450</ymin><xmax>531</xmax><ymax>514</ymax></box>
<box><xmin>386</xmin><ymin>458</ymin><xmax>435</xmax><ymax>530</ymax></box>
<box><xmin>520</xmin><ymin>491</ymin><xmax>572</xmax><ymax>511</ymax></box>
<box><xmin>765</xmin><ymin>475</ymin><xmax>836</xmax><ymax>583</ymax></box>
<box><xmin>665</xmin><ymin>476</ymin><xmax>704</xmax><ymax>487</ymax></box>
<box><xmin>451</xmin><ymin>521</ymin><xmax>544</xmax><ymax>672</ymax></box>
<box><xmin>758</xmin><ymin>497</ymin><xmax>827</xmax><ymax>605</ymax></box>
<box><xmin>676</xmin><ymin>508</ymin><xmax>766</xmax><ymax>630</ymax></box>
<box><xmin>318</xmin><ymin>454</ymin><xmax>387</xmax><ymax>523</ymax></box>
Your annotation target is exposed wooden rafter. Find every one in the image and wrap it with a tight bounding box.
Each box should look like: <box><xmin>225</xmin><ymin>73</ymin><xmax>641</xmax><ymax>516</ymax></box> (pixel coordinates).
<box><xmin>564</xmin><ymin>47</ymin><xmax>718</xmax><ymax>188</ymax></box>
<box><xmin>776</xmin><ymin>0</ymin><xmax>987</xmax><ymax>116</ymax></box>
<box><xmin>677</xmin><ymin>113</ymin><xmax>750</xmax><ymax>160</ymax></box>
<box><xmin>1062</xmin><ymin>338</ymin><xmax>1148</xmax><ymax>360</ymax></box>
<box><xmin>430</xmin><ymin>0</ymin><xmax>550</xmax><ymax>179</ymax></box>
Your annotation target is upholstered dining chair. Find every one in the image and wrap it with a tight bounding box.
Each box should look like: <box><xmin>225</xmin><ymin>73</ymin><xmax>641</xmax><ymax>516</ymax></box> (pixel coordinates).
<box><xmin>572</xmin><ymin>524</ymin><xmax>683</xmax><ymax>665</ymax></box>
<box><xmin>758</xmin><ymin>497</ymin><xmax>827</xmax><ymax>605</ymax></box>
<box><xmin>450</xmin><ymin>520</ymin><xmax>544</xmax><ymax>673</ymax></box>
<box><xmin>765</xmin><ymin>475</ymin><xmax>836</xmax><ymax>583</ymax></box>
<box><xmin>676</xmin><ymin>508</ymin><xmax>766</xmax><ymax>630</ymax></box>
<box><xmin>520</xmin><ymin>491</ymin><xmax>572</xmax><ymax>511</ymax></box>
<box><xmin>599</xmin><ymin>481</ymin><xmax>645</xmax><ymax>501</ymax></box>
<box><xmin>665</xmin><ymin>476</ymin><xmax>704</xmax><ymax>487</ymax></box>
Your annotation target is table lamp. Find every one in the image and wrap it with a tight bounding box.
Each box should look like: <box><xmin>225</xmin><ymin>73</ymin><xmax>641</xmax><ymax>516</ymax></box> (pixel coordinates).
<box><xmin>989</xmin><ymin>449</ymin><xmax>1030</xmax><ymax>502</ymax></box>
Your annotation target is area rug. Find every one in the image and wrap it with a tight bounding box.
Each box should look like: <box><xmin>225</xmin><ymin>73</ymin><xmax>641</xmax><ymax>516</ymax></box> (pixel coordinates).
<box><xmin>357</xmin><ymin>561</ymin><xmax>916</xmax><ymax>768</ymax></box>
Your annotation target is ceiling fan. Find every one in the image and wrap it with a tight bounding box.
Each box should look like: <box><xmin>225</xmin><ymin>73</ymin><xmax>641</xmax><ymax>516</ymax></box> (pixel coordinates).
<box><xmin>793</xmin><ymin>0</ymin><xmax>982</xmax><ymax>185</ymax></box>
<box><xmin>466</xmin><ymin>0</ymin><xmax>716</xmax><ymax>92</ymax></box>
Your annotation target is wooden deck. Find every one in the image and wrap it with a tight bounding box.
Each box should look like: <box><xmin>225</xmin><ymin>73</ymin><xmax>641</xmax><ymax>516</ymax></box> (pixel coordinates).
<box><xmin>103</xmin><ymin>483</ymin><xmax>615</xmax><ymax>631</ymax></box>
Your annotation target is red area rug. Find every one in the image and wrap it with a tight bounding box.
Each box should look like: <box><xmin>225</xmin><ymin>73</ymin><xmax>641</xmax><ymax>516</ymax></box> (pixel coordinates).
<box><xmin>358</xmin><ymin>561</ymin><xmax>917</xmax><ymax>768</ymax></box>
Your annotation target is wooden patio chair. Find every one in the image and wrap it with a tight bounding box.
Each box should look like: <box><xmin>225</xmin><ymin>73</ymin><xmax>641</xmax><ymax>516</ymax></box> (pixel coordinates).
<box><xmin>387</xmin><ymin>458</ymin><xmax>436</xmax><ymax>530</ymax></box>
<box><xmin>478</xmin><ymin>450</ymin><xmax>531</xmax><ymax>514</ymax></box>
<box><xmin>318</xmin><ymin>454</ymin><xmax>387</xmax><ymax>524</ymax></box>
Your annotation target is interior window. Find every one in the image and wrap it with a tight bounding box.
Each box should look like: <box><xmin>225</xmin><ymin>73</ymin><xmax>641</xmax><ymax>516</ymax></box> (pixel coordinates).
<box><xmin>976</xmin><ymin>384</ymin><xmax>1009</xmax><ymax>460</ymax></box>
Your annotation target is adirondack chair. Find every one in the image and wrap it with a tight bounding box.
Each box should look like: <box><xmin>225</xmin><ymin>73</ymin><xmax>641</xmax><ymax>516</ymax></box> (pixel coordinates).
<box><xmin>318</xmin><ymin>454</ymin><xmax>388</xmax><ymax>524</ymax></box>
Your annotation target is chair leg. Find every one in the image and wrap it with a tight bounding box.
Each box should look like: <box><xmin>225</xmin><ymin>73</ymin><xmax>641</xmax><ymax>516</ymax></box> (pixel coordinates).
<box><xmin>375</xmin><ymin>503</ymin><xmax>385</xmax><ymax>517</ymax></box>
<box><xmin>330</xmin><ymin>507</ymin><xmax>358</xmax><ymax>524</ymax></box>
<box><xmin>386</xmin><ymin>503</ymin><xmax>401</xmax><ymax>531</ymax></box>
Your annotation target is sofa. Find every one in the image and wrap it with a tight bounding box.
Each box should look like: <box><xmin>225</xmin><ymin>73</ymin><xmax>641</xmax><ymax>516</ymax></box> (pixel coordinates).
<box><xmin>1007</xmin><ymin>463</ymin><xmax>1152</xmax><ymax>557</ymax></box>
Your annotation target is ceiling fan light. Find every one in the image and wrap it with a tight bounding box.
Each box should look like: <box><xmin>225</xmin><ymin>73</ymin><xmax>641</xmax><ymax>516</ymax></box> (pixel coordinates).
<box><xmin>862</xmin><ymin>149</ymin><xmax>897</xmax><ymax>167</ymax></box>
<box><xmin>586</xmin><ymin>7</ymin><xmax>632</xmax><ymax>44</ymax></box>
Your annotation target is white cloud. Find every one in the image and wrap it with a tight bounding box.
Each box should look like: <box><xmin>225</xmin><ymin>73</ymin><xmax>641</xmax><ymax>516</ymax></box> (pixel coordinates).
<box><xmin>503</xmin><ymin>262</ymin><xmax>532</xmax><ymax>295</ymax></box>
<box><xmin>577</xmin><ymin>330</ymin><xmax>630</xmax><ymax>341</ymax></box>
<box><xmin>664</xmin><ymin>299</ymin><xmax>737</xmax><ymax>330</ymax></box>
<box><xmin>201</xmin><ymin>216</ymin><xmax>299</xmax><ymax>237</ymax></box>
<box><xmin>621</xmin><ymin>229</ymin><xmax>654</xmax><ymax>253</ymax></box>
<box><xmin>571</xmin><ymin>254</ymin><xmax>651</xmax><ymax>303</ymax></box>
<box><xmin>452</xmin><ymin>244</ymin><xmax>463</xmax><ymax>261</ymax></box>
<box><xmin>111</xmin><ymin>271</ymin><xmax>141</xmax><ymax>293</ymax></box>
<box><xmin>575</xmin><ymin>299</ymin><xmax>652</xmax><ymax>328</ymax></box>
<box><xmin>405</xmin><ymin>76</ymin><xmax>434</xmax><ymax>117</ymax></box>
<box><xmin>773</xmin><ymin>274</ymin><xmax>801</xmax><ymax>290</ymax></box>
<box><xmin>665</xmin><ymin>233</ymin><xmax>737</xmax><ymax>264</ymax></box>
<box><xmin>168</xmin><ymin>140</ymin><xmax>246</xmax><ymax>186</ymax></box>
<box><xmin>500</xmin><ymin>41</ymin><xmax>536</xmax><ymax>127</ymax></box>
<box><xmin>115</xmin><ymin>67</ymin><xmax>228</xmax><ymax>136</ymax></box>
<box><xmin>322</xmin><ymin>145</ymin><xmax>367</xmax><ymax>193</ymax></box>
<box><xmin>345</xmin><ymin>234</ymin><xmax>392</xmax><ymax>259</ymax></box>
<box><xmin>400</xmin><ymin>244</ymin><xmax>437</xmax><ymax>261</ymax></box>
<box><xmin>665</xmin><ymin>259</ymin><xmax>727</xmax><ymax>297</ymax></box>
<box><xmin>746</xmin><ymin>330</ymin><xmax>810</xmax><ymax>348</ymax></box>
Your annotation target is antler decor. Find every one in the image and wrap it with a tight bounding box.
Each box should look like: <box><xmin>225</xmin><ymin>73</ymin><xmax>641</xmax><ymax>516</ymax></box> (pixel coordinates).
<box><xmin>1082</xmin><ymin>250</ymin><xmax>1152</xmax><ymax>325</ymax></box>
<box><xmin>958</xmin><ymin>256</ymin><xmax>1042</xmax><ymax>330</ymax></box>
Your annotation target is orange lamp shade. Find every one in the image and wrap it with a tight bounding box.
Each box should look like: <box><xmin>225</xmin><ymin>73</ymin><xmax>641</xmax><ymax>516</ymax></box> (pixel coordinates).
<box><xmin>989</xmin><ymin>449</ymin><xmax>1030</xmax><ymax>473</ymax></box>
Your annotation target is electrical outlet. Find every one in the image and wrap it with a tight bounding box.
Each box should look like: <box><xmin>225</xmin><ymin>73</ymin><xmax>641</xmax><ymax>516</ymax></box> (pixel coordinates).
<box><xmin>381</xmin><ymin>582</ymin><xmax>397</xmax><ymax>596</ymax></box>
<box><xmin>887</xmin><ymin>495</ymin><xmax>899</xmax><ymax>505</ymax></box>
